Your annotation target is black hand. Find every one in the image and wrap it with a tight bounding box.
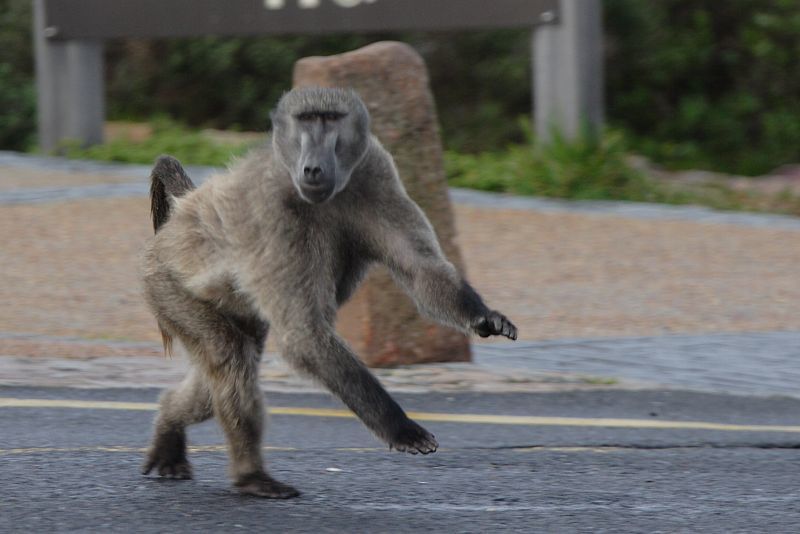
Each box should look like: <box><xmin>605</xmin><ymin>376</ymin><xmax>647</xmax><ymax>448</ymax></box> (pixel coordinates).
<box><xmin>472</xmin><ymin>311</ymin><xmax>518</xmax><ymax>340</ymax></box>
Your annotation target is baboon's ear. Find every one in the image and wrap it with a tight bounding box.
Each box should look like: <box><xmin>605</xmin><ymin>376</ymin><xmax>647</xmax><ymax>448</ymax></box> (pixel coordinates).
<box><xmin>270</xmin><ymin>110</ymin><xmax>288</xmax><ymax>131</ymax></box>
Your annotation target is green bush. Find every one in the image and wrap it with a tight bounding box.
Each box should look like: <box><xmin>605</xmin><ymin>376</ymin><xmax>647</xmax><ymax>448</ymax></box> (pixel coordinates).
<box><xmin>0</xmin><ymin>0</ymin><xmax>35</xmax><ymax>150</ymax></box>
<box><xmin>0</xmin><ymin>64</ymin><xmax>35</xmax><ymax>151</ymax></box>
<box><xmin>0</xmin><ymin>0</ymin><xmax>32</xmax><ymax>73</ymax></box>
<box><xmin>62</xmin><ymin>119</ymin><xmax>254</xmax><ymax>166</ymax></box>
<box><xmin>105</xmin><ymin>35</ymin><xmax>383</xmax><ymax>131</ymax></box>
<box><xmin>445</xmin><ymin>125</ymin><xmax>682</xmax><ymax>203</ymax></box>
<box><xmin>445</xmin><ymin>126</ymin><xmax>800</xmax><ymax>216</ymax></box>
<box><xmin>605</xmin><ymin>0</ymin><xmax>800</xmax><ymax>175</ymax></box>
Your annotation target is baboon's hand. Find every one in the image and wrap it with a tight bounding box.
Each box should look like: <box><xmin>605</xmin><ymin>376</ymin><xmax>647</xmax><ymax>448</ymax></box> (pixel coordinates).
<box><xmin>388</xmin><ymin>418</ymin><xmax>438</xmax><ymax>455</ymax></box>
<box><xmin>472</xmin><ymin>311</ymin><xmax>518</xmax><ymax>340</ymax></box>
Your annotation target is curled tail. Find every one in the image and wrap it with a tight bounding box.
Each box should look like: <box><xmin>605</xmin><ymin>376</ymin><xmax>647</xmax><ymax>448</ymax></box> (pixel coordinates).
<box><xmin>149</xmin><ymin>155</ymin><xmax>195</xmax><ymax>355</ymax></box>
<box><xmin>150</xmin><ymin>155</ymin><xmax>195</xmax><ymax>233</ymax></box>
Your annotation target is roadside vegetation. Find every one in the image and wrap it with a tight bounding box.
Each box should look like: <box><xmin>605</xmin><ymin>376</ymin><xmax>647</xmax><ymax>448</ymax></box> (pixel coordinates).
<box><xmin>446</xmin><ymin>126</ymin><xmax>800</xmax><ymax>216</ymax></box>
<box><xmin>61</xmin><ymin>119</ymin><xmax>255</xmax><ymax>167</ymax></box>
<box><xmin>445</xmin><ymin>127</ymin><xmax>662</xmax><ymax>201</ymax></box>
<box><xmin>62</xmin><ymin>120</ymin><xmax>800</xmax><ymax>217</ymax></box>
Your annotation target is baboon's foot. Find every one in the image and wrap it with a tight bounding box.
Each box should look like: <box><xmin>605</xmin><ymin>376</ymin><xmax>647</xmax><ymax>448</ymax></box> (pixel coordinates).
<box><xmin>388</xmin><ymin>418</ymin><xmax>438</xmax><ymax>455</ymax></box>
<box><xmin>142</xmin><ymin>429</ymin><xmax>193</xmax><ymax>479</ymax></box>
<box><xmin>235</xmin><ymin>472</ymin><xmax>301</xmax><ymax>499</ymax></box>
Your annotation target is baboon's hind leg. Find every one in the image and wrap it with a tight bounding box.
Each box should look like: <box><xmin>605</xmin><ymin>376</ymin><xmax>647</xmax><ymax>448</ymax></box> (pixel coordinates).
<box><xmin>187</xmin><ymin>313</ymin><xmax>296</xmax><ymax>497</ymax></box>
<box><xmin>143</xmin><ymin>272</ymin><xmax>297</xmax><ymax>497</ymax></box>
<box><xmin>143</xmin><ymin>368</ymin><xmax>212</xmax><ymax>479</ymax></box>
<box><xmin>206</xmin><ymin>350</ymin><xmax>298</xmax><ymax>498</ymax></box>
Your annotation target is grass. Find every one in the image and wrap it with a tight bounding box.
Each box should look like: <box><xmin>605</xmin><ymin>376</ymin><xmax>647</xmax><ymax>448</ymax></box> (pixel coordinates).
<box><xmin>59</xmin><ymin>118</ymin><xmax>256</xmax><ymax>167</ymax></box>
<box><xmin>445</xmin><ymin>126</ymin><xmax>800</xmax><ymax>217</ymax></box>
<box><xmin>579</xmin><ymin>376</ymin><xmax>620</xmax><ymax>386</ymax></box>
<box><xmin>52</xmin><ymin>119</ymin><xmax>800</xmax><ymax>217</ymax></box>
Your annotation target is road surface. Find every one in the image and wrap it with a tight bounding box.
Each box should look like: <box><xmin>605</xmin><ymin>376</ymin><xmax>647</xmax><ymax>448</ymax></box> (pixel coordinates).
<box><xmin>2</xmin><ymin>386</ymin><xmax>800</xmax><ymax>532</ymax></box>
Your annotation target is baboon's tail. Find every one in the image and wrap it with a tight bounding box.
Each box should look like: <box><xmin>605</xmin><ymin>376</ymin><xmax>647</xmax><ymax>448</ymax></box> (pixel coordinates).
<box><xmin>149</xmin><ymin>155</ymin><xmax>195</xmax><ymax>356</ymax></box>
<box><xmin>149</xmin><ymin>155</ymin><xmax>195</xmax><ymax>233</ymax></box>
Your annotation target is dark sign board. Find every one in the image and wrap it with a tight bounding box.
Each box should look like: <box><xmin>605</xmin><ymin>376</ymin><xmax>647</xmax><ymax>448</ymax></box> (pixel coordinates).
<box><xmin>42</xmin><ymin>0</ymin><xmax>560</xmax><ymax>40</ymax></box>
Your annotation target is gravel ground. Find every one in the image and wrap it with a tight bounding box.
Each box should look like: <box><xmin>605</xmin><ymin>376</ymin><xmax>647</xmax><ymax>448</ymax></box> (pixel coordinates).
<box><xmin>1</xmin><ymin>158</ymin><xmax>800</xmax><ymax>351</ymax></box>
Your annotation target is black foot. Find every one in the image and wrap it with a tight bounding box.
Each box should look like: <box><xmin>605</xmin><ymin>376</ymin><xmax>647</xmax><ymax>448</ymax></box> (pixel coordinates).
<box><xmin>142</xmin><ymin>429</ymin><xmax>192</xmax><ymax>479</ymax></box>
<box><xmin>389</xmin><ymin>418</ymin><xmax>438</xmax><ymax>455</ymax></box>
<box><xmin>235</xmin><ymin>472</ymin><xmax>301</xmax><ymax>499</ymax></box>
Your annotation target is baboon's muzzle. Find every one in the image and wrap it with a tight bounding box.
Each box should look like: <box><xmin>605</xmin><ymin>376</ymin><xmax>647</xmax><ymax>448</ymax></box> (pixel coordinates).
<box><xmin>297</xmin><ymin>126</ymin><xmax>339</xmax><ymax>203</ymax></box>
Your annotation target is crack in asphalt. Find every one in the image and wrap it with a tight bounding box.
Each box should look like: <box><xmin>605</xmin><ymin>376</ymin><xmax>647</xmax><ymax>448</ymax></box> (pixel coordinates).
<box><xmin>493</xmin><ymin>442</ymin><xmax>800</xmax><ymax>451</ymax></box>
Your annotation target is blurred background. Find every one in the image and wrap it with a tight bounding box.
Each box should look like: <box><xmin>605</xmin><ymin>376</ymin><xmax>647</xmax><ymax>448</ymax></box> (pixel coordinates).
<box><xmin>2</xmin><ymin>0</ymin><xmax>800</xmax><ymax>211</ymax></box>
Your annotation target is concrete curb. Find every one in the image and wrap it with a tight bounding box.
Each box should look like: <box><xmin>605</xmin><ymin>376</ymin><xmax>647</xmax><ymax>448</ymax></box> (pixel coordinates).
<box><xmin>2</xmin><ymin>331</ymin><xmax>799</xmax><ymax>398</ymax></box>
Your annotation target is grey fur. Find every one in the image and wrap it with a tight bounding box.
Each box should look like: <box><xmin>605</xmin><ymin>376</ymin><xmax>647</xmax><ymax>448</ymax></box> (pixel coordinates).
<box><xmin>140</xmin><ymin>87</ymin><xmax>517</xmax><ymax>498</ymax></box>
<box><xmin>149</xmin><ymin>155</ymin><xmax>197</xmax><ymax>356</ymax></box>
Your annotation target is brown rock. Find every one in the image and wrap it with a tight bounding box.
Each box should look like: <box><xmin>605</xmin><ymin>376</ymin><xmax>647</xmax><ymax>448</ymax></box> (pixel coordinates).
<box><xmin>294</xmin><ymin>41</ymin><xmax>471</xmax><ymax>367</ymax></box>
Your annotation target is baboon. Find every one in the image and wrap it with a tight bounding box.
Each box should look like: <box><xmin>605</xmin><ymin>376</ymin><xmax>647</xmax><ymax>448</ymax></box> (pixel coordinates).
<box><xmin>141</xmin><ymin>87</ymin><xmax>518</xmax><ymax>498</ymax></box>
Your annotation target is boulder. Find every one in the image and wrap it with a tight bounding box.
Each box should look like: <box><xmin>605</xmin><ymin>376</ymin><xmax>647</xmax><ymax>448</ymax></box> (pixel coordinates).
<box><xmin>293</xmin><ymin>41</ymin><xmax>471</xmax><ymax>367</ymax></box>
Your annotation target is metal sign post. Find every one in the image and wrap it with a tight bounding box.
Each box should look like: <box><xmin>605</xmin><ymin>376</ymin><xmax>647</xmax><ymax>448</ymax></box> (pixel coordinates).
<box><xmin>34</xmin><ymin>0</ymin><xmax>105</xmax><ymax>151</ymax></box>
<box><xmin>534</xmin><ymin>0</ymin><xmax>603</xmax><ymax>142</ymax></box>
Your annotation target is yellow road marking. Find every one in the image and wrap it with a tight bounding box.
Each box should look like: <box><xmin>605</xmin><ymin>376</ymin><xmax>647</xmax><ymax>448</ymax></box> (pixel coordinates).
<box><xmin>0</xmin><ymin>445</ymin><xmax>376</xmax><ymax>456</ymax></box>
<box><xmin>1</xmin><ymin>397</ymin><xmax>800</xmax><ymax>433</ymax></box>
<box><xmin>0</xmin><ymin>398</ymin><xmax>159</xmax><ymax>411</ymax></box>
<box><xmin>408</xmin><ymin>412</ymin><xmax>800</xmax><ymax>433</ymax></box>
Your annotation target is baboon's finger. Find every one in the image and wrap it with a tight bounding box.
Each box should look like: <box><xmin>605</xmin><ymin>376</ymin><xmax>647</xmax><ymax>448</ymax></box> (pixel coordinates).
<box><xmin>491</xmin><ymin>314</ymin><xmax>500</xmax><ymax>332</ymax></box>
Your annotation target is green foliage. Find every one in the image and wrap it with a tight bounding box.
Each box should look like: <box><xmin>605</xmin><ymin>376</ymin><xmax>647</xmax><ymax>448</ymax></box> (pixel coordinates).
<box><xmin>0</xmin><ymin>0</ymin><xmax>33</xmax><ymax>73</ymax></box>
<box><xmin>0</xmin><ymin>0</ymin><xmax>35</xmax><ymax>150</ymax></box>
<box><xmin>446</xmin><ymin>125</ymin><xmax>681</xmax><ymax>203</ymax></box>
<box><xmin>416</xmin><ymin>30</ymin><xmax>532</xmax><ymax>152</ymax></box>
<box><xmin>445</xmin><ymin>128</ymin><xmax>800</xmax><ymax>216</ymax></box>
<box><xmin>61</xmin><ymin>119</ymin><xmax>255</xmax><ymax>167</ymax></box>
<box><xmin>605</xmin><ymin>0</ymin><xmax>800</xmax><ymax>175</ymax></box>
<box><xmin>105</xmin><ymin>35</ymin><xmax>384</xmax><ymax>131</ymax></box>
<box><xmin>0</xmin><ymin>63</ymin><xmax>35</xmax><ymax>151</ymax></box>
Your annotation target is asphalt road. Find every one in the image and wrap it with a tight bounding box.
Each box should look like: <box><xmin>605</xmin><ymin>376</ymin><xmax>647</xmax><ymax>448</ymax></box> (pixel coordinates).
<box><xmin>3</xmin><ymin>387</ymin><xmax>800</xmax><ymax>533</ymax></box>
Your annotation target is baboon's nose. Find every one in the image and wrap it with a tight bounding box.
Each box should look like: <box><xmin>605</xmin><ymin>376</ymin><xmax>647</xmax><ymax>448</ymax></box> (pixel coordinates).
<box><xmin>303</xmin><ymin>166</ymin><xmax>324</xmax><ymax>184</ymax></box>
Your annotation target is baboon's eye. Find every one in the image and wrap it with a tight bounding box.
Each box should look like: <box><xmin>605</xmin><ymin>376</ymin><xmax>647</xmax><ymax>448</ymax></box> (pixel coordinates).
<box><xmin>296</xmin><ymin>111</ymin><xmax>346</xmax><ymax>122</ymax></box>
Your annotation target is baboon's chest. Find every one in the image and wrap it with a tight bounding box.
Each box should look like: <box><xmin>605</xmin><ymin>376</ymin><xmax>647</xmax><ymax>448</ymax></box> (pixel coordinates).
<box><xmin>331</xmin><ymin>230</ymin><xmax>372</xmax><ymax>306</ymax></box>
<box><xmin>282</xmin><ymin>203</ymin><xmax>371</xmax><ymax>306</ymax></box>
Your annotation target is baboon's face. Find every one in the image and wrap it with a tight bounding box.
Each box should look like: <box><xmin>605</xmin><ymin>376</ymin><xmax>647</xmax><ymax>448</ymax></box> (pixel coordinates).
<box><xmin>272</xmin><ymin>88</ymin><xmax>370</xmax><ymax>204</ymax></box>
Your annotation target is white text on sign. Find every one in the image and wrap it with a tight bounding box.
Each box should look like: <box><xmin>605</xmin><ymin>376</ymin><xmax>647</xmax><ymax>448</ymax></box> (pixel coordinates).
<box><xmin>265</xmin><ymin>0</ymin><xmax>378</xmax><ymax>10</ymax></box>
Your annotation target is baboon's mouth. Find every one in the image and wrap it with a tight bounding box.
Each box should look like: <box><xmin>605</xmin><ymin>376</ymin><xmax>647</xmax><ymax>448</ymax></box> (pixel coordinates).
<box><xmin>299</xmin><ymin>183</ymin><xmax>335</xmax><ymax>204</ymax></box>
